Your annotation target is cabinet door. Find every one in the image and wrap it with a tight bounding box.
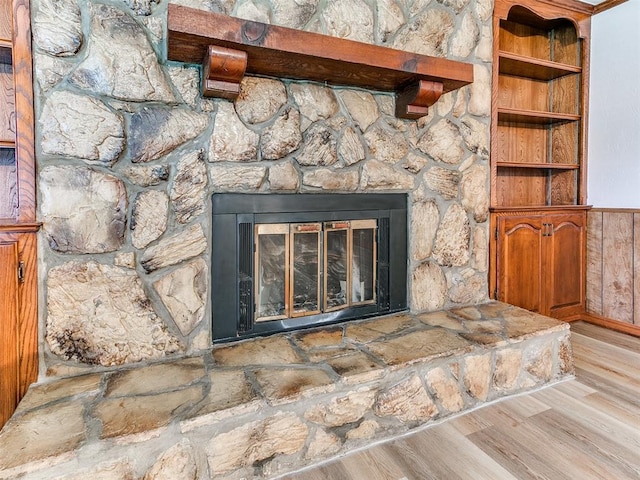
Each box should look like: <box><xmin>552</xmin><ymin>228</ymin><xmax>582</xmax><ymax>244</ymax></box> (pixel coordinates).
<box><xmin>496</xmin><ymin>215</ymin><xmax>545</xmax><ymax>313</ymax></box>
<box><xmin>0</xmin><ymin>237</ymin><xmax>19</xmax><ymax>427</ymax></box>
<box><xmin>547</xmin><ymin>212</ymin><xmax>585</xmax><ymax>315</ymax></box>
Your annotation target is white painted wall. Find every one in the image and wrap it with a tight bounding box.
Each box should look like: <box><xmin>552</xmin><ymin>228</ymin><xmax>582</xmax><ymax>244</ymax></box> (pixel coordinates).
<box><xmin>587</xmin><ymin>1</ymin><xmax>640</xmax><ymax>208</ymax></box>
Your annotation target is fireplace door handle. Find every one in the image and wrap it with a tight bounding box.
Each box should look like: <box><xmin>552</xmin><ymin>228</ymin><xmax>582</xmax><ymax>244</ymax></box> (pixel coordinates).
<box><xmin>296</xmin><ymin>224</ymin><xmax>321</xmax><ymax>232</ymax></box>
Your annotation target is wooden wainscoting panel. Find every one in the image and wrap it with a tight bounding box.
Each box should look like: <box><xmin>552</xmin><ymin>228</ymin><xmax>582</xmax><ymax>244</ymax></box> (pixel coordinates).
<box><xmin>601</xmin><ymin>212</ymin><xmax>633</xmax><ymax>323</ymax></box>
<box><xmin>586</xmin><ymin>210</ymin><xmax>603</xmax><ymax>315</ymax></box>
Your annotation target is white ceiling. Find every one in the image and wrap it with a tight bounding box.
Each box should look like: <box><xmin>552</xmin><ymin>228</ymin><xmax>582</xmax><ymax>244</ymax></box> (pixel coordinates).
<box><xmin>579</xmin><ymin>0</ymin><xmax>610</xmax><ymax>4</ymax></box>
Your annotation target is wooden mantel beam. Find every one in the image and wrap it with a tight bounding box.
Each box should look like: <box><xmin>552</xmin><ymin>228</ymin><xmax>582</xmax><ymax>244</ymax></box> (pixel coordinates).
<box><xmin>167</xmin><ymin>4</ymin><xmax>474</xmax><ymax>119</ymax></box>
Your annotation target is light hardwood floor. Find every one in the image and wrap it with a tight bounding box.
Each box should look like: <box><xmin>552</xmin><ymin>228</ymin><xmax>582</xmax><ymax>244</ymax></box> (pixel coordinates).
<box><xmin>280</xmin><ymin>321</ymin><xmax>640</xmax><ymax>480</ymax></box>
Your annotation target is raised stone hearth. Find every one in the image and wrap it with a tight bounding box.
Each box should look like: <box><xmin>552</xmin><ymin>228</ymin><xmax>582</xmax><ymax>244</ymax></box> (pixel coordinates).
<box><xmin>0</xmin><ymin>302</ymin><xmax>573</xmax><ymax>480</ymax></box>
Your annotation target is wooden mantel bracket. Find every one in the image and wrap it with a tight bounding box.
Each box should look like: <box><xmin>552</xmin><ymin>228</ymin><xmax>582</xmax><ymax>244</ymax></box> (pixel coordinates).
<box><xmin>202</xmin><ymin>45</ymin><xmax>247</xmax><ymax>99</ymax></box>
<box><xmin>167</xmin><ymin>4</ymin><xmax>473</xmax><ymax>119</ymax></box>
<box><xmin>396</xmin><ymin>80</ymin><xmax>444</xmax><ymax>119</ymax></box>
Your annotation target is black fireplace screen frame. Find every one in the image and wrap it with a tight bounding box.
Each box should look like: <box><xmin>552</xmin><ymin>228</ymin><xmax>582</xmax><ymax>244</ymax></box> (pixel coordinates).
<box><xmin>211</xmin><ymin>193</ymin><xmax>408</xmax><ymax>342</ymax></box>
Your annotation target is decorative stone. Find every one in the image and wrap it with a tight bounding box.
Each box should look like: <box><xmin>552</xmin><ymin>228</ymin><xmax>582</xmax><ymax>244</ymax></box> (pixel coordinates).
<box><xmin>206</xmin><ymin>412</ymin><xmax>308</xmax><ymax>475</ymax></box>
<box><xmin>417</xmin><ymin>119</ymin><xmax>465</xmax><ymax>165</ymax></box>
<box><xmin>377</xmin><ymin>0</ymin><xmax>404</xmax><ymax>42</ymax></box>
<box><xmin>433</xmin><ymin>203</ymin><xmax>470</xmax><ymax>267</ymax></box>
<box><xmin>346</xmin><ymin>419</ymin><xmax>379</xmax><ymax>440</ymax></box>
<box><xmin>0</xmin><ymin>402</ymin><xmax>86</xmax><ymax>471</ymax></box>
<box><xmin>236</xmin><ymin>0</ymin><xmax>271</xmax><ymax>23</ymax></box>
<box><xmin>437</xmin><ymin>0</ymin><xmax>470</xmax><ymax>12</ymax></box>
<box><xmin>404</xmin><ymin>152</ymin><xmax>429</xmax><ymax>173</ymax></box>
<box><xmin>461</xmin><ymin>163</ymin><xmax>489</xmax><ymax>222</ymax></box>
<box><xmin>411</xmin><ymin>200</ymin><xmax>439</xmax><ymax>261</ymax></box>
<box><xmin>106</xmin><ymin>358</ymin><xmax>205</xmax><ymax>397</ymax></box>
<box><xmin>472</xmin><ymin>227</ymin><xmax>488</xmax><ymax>272</ymax></box>
<box><xmin>192</xmin><ymin>369</ymin><xmax>260</xmax><ymax>420</ymax></box>
<box><xmin>295</xmin><ymin>124</ymin><xmax>338</xmax><ymax>166</ymax></box>
<box><xmin>122</xmin><ymin>164</ymin><xmax>170</xmax><ymax>186</ymax></box>
<box><xmin>525</xmin><ymin>343</ymin><xmax>553</xmax><ymax>382</ymax></box>
<box><xmin>326</xmin><ymin>351</ymin><xmax>384</xmax><ymax>383</ymax></box>
<box><xmin>124</xmin><ymin>0</ymin><xmax>160</xmax><ymax>15</ymax></box>
<box><xmin>15</xmin><ymin>374</ymin><xmax>102</xmax><ymax>414</ymax></box>
<box><xmin>339</xmin><ymin>127</ymin><xmax>366</xmax><ymax>166</ymax></box>
<box><xmin>70</xmin><ymin>4</ymin><xmax>175</xmax><ymax>102</ymax></box>
<box><xmin>345</xmin><ymin>314</ymin><xmax>417</xmax><ymax>343</ymax></box>
<box><xmin>54</xmin><ymin>460</ymin><xmax>136</xmax><ymax>480</ymax></box>
<box><xmin>447</xmin><ymin>269</ymin><xmax>487</xmax><ymax>304</ymax></box>
<box><xmin>339</xmin><ymin>90</ymin><xmax>379</xmax><ymax>132</ymax></box>
<box><xmin>114</xmin><ymin>252</ymin><xmax>136</xmax><ymax>269</ymax></box>
<box><xmin>33</xmin><ymin>0</ymin><xmax>83</xmax><ymax>56</ymax></box>
<box><xmin>450</xmin><ymin>12</ymin><xmax>479</xmax><ymax>58</ymax></box>
<box><xmin>476</xmin><ymin>0</ymin><xmax>493</xmax><ymax>22</ymax></box>
<box><xmin>33</xmin><ymin>53</ymin><xmax>74</xmax><ymax>92</ymax></box>
<box><xmin>213</xmin><ymin>335</ymin><xmax>303</xmax><ymax>366</ymax></box>
<box><xmin>290</xmin><ymin>84</ymin><xmax>339</xmax><ymax>127</ymax></box>
<box><xmin>143</xmin><ymin>440</ymin><xmax>197</xmax><ymax>480</ymax></box>
<box><xmin>261</xmin><ymin>108</ymin><xmax>303</xmax><ymax>160</ymax></box>
<box><xmin>171</xmin><ymin>149</ymin><xmax>208</xmax><ymax>224</ymax></box>
<box><xmin>558</xmin><ymin>334</ymin><xmax>574</xmax><ymax>375</ymax></box>
<box><xmin>154</xmin><ymin>259</ymin><xmax>208</xmax><ymax>336</ymax></box>
<box><xmin>411</xmin><ymin>261</ymin><xmax>447</xmax><ymax>311</ymax></box>
<box><xmin>322</xmin><ymin>0</ymin><xmax>374</xmax><ymax>43</ymax></box>
<box><xmin>210</xmin><ymin>102</ymin><xmax>259</xmax><ymax>162</ymax></box>
<box><xmin>493</xmin><ymin>348</ymin><xmax>523</xmax><ymax>391</ymax></box>
<box><xmin>46</xmin><ymin>261</ymin><xmax>183</xmax><ymax>366</ymax></box>
<box><xmin>96</xmin><ymin>386</ymin><xmax>203</xmax><ymax>438</ymax></box>
<box><xmin>367</xmin><ymin>328</ymin><xmax>471</xmax><ymax>366</ymax></box>
<box><xmin>306</xmin><ymin>429</ymin><xmax>341</xmax><ymax>459</ymax></box>
<box><xmin>426</xmin><ymin>367</ymin><xmax>464</xmax><ymax>413</ymax></box>
<box><xmin>269</xmin><ymin>162</ymin><xmax>300</xmax><ymax>191</ymax></box>
<box><xmin>374</xmin><ymin>375</ymin><xmax>437</xmax><ymax>423</ymax></box>
<box><xmin>40</xmin><ymin>91</ymin><xmax>125</xmax><ymax>165</ymax></box>
<box><xmin>393</xmin><ymin>8</ymin><xmax>454</xmax><ymax>57</ymax></box>
<box><xmin>254</xmin><ymin>368</ymin><xmax>335</xmax><ymax>405</ymax></box>
<box><xmin>463</xmin><ymin>353</ymin><xmax>491</xmax><ymax>401</ymax></box>
<box><xmin>302</xmin><ymin>168</ymin><xmax>359</xmax><ymax>191</ymax></box>
<box><xmin>236</xmin><ymin>77</ymin><xmax>287</xmax><ymax>124</ymax></box>
<box><xmin>468</xmin><ymin>64</ymin><xmax>492</xmax><ymax>117</ymax></box>
<box><xmin>272</xmin><ymin>0</ymin><xmax>318</xmax><ymax>28</ymax></box>
<box><xmin>304</xmin><ymin>390</ymin><xmax>375</xmax><ymax>427</ymax></box>
<box><xmin>361</xmin><ymin>160</ymin><xmax>414</xmax><ymax>190</ymax></box>
<box><xmin>129</xmin><ymin>107</ymin><xmax>209</xmax><ymax>163</ymax></box>
<box><xmin>476</xmin><ymin>26</ymin><xmax>493</xmax><ymax>62</ymax></box>
<box><xmin>131</xmin><ymin>190</ymin><xmax>169</xmax><ymax>249</ymax></box>
<box><xmin>425</xmin><ymin>166</ymin><xmax>460</xmax><ymax>199</ymax></box>
<box><xmin>167</xmin><ymin>65</ymin><xmax>200</xmax><ymax>108</ymax></box>
<box><xmin>141</xmin><ymin>224</ymin><xmax>207</xmax><ymax>273</ymax></box>
<box><xmin>209</xmin><ymin>164</ymin><xmax>267</xmax><ymax>190</ymax></box>
<box><xmin>461</xmin><ymin>117</ymin><xmax>490</xmax><ymax>158</ymax></box>
<box><xmin>364</xmin><ymin>125</ymin><xmax>408</xmax><ymax>164</ymax></box>
<box><xmin>40</xmin><ymin>166</ymin><xmax>126</xmax><ymax>254</ymax></box>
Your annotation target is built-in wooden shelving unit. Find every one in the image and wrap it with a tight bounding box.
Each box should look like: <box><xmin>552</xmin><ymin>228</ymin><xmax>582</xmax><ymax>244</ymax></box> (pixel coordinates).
<box><xmin>166</xmin><ymin>4</ymin><xmax>474</xmax><ymax>119</ymax></box>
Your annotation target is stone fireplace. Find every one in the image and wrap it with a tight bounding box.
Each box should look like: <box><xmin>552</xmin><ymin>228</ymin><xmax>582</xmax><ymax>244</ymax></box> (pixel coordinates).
<box><xmin>32</xmin><ymin>0</ymin><xmax>492</xmax><ymax>372</ymax></box>
<box><xmin>211</xmin><ymin>193</ymin><xmax>408</xmax><ymax>341</ymax></box>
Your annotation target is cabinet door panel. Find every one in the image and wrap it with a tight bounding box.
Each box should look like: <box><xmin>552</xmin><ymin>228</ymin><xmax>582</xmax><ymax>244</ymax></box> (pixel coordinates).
<box><xmin>548</xmin><ymin>214</ymin><xmax>585</xmax><ymax>313</ymax></box>
<box><xmin>497</xmin><ymin>216</ymin><xmax>545</xmax><ymax>313</ymax></box>
<box><xmin>0</xmin><ymin>239</ymin><xmax>19</xmax><ymax>428</ymax></box>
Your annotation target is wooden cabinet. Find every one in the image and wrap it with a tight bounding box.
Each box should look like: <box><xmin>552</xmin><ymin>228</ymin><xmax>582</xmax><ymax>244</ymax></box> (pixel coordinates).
<box><xmin>0</xmin><ymin>0</ymin><xmax>38</xmax><ymax>429</ymax></box>
<box><xmin>493</xmin><ymin>210</ymin><xmax>586</xmax><ymax>318</ymax></box>
<box><xmin>490</xmin><ymin>0</ymin><xmax>592</xmax><ymax>320</ymax></box>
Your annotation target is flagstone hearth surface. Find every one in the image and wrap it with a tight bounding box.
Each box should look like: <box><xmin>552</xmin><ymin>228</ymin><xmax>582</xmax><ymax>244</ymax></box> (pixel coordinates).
<box><xmin>0</xmin><ymin>302</ymin><xmax>573</xmax><ymax>480</ymax></box>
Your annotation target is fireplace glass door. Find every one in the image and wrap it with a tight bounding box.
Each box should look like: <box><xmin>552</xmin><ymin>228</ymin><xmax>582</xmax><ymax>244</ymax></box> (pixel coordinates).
<box><xmin>255</xmin><ymin>219</ymin><xmax>376</xmax><ymax>323</ymax></box>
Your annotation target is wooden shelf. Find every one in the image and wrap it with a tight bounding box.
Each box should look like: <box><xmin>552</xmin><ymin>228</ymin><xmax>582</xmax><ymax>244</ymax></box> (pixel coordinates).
<box><xmin>497</xmin><ymin>107</ymin><xmax>580</xmax><ymax>124</ymax></box>
<box><xmin>497</xmin><ymin>162</ymin><xmax>580</xmax><ymax>170</ymax></box>
<box><xmin>498</xmin><ymin>51</ymin><xmax>581</xmax><ymax>80</ymax></box>
<box><xmin>167</xmin><ymin>4</ymin><xmax>474</xmax><ymax>119</ymax></box>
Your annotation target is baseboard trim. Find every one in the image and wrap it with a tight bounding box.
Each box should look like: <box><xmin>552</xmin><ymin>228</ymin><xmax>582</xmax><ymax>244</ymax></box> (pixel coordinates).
<box><xmin>579</xmin><ymin>313</ymin><xmax>640</xmax><ymax>337</ymax></box>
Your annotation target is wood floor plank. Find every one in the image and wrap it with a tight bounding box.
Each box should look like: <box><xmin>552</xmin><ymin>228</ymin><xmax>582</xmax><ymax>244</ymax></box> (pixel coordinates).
<box><xmin>284</xmin><ymin>323</ymin><xmax>640</xmax><ymax>480</ymax></box>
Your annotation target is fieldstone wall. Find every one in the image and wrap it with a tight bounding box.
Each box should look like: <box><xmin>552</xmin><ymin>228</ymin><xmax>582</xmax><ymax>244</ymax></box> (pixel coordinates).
<box><xmin>33</xmin><ymin>0</ymin><xmax>493</xmax><ymax>371</ymax></box>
